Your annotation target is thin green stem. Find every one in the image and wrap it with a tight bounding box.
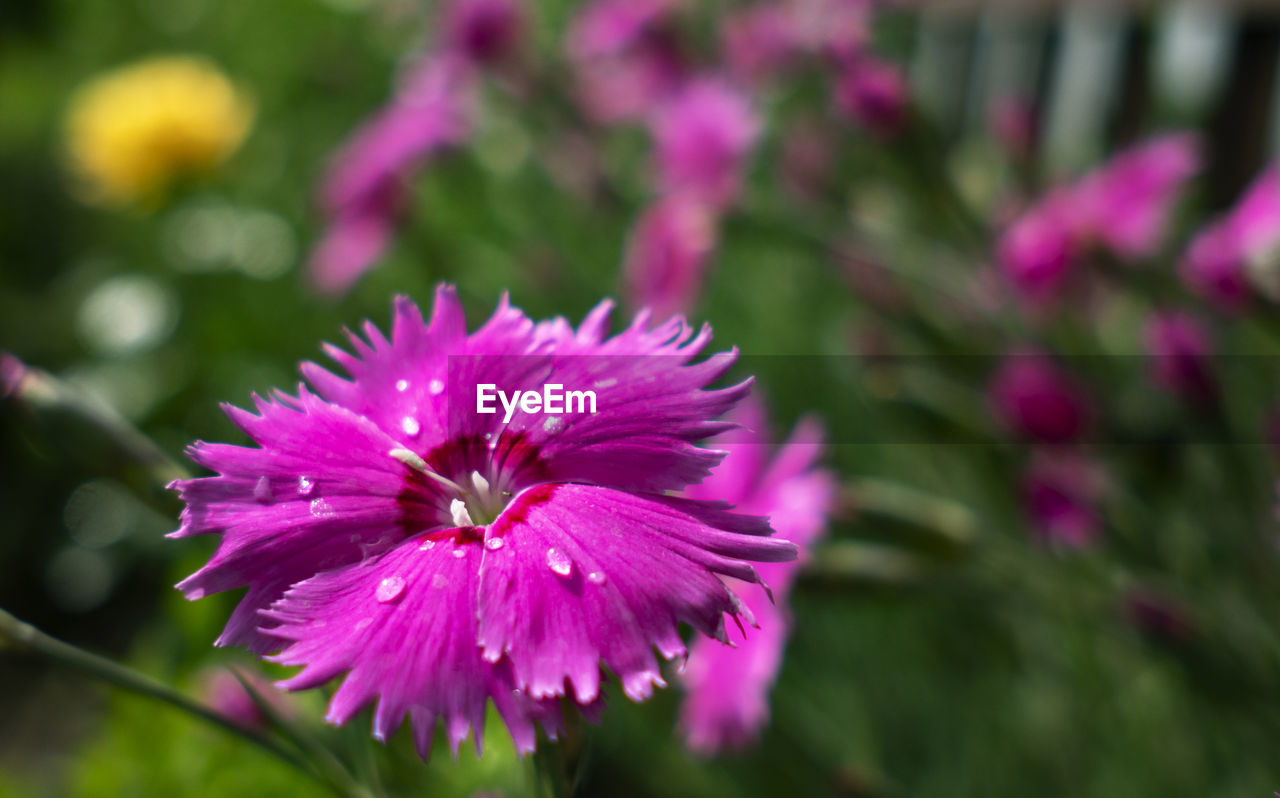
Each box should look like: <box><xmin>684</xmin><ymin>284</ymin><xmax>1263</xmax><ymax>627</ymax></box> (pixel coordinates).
<box><xmin>0</xmin><ymin>608</ymin><xmax>370</xmax><ymax>798</ymax></box>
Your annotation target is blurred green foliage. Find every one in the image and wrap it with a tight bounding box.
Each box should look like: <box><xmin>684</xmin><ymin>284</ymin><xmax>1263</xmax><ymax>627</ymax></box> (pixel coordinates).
<box><xmin>5</xmin><ymin>1</ymin><xmax>1280</xmax><ymax>797</ymax></box>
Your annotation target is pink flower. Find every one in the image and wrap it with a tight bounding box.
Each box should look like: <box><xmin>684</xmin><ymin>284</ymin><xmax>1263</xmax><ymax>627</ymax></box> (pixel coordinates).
<box><xmin>201</xmin><ymin>666</ymin><xmax>295</xmax><ymax>731</ymax></box>
<box><xmin>622</xmin><ymin>194</ymin><xmax>719</xmax><ymax>320</ymax></box>
<box><xmin>442</xmin><ymin>0</ymin><xmax>524</xmax><ymax>66</ymax></box>
<box><xmin>996</xmin><ymin>190</ymin><xmax>1078</xmax><ymax>306</ymax></box>
<box><xmin>309</xmin><ymin>55</ymin><xmax>474</xmax><ymax>295</ymax></box>
<box><xmin>1022</xmin><ymin>450</ymin><xmax>1106</xmax><ymax>548</ymax></box>
<box><xmin>1</xmin><ymin>351</ymin><xmax>26</xmax><ymax>399</ymax></box>
<box><xmin>1073</xmin><ymin>132</ymin><xmax>1202</xmax><ymax>260</ymax></box>
<box><xmin>1144</xmin><ymin>312</ymin><xmax>1216</xmax><ymax>404</ymax></box>
<box><xmin>834</xmin><ymin>55</ymin><xmax>907</xmax><ymax>137</ymax></box>
<box><xmin>567</xmin><ymin>0</ymin><xmax>686</xmax><ymax>124</ymax></box>
<box><xmin>170</xmin><ymin>286</ymin><xmax>795</xmax><ymax>757</ymax></box>
<box><xmin>722</xmin><ymin>5</ymin><xmax>799</xmax><ymax>84</ymax></box>
<box><xmin>651</xmin><ymin>80</ymin><xmax>761</xmax><ymax>209</ymax></box>
<box><xmin>989</xmin><ymin>354</ymin><xmax>1091</xmax><ymax>445</ymax></box>
<box><xmin>678</xmin><ymin>397</ymin><xmax>835</xmax><ymax>753</ymax></box>
<box><xmin>1181</xmin><ymin>166</ymin><xmax>1280</xmax><ymax>312</ymax></box>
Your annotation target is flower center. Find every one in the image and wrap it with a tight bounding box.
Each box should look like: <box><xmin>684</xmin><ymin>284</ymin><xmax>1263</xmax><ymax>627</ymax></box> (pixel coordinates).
<box><xmin>390</xmin><ymin>447</ymin><xmax>510</xmax><ymax>527</ymax></box>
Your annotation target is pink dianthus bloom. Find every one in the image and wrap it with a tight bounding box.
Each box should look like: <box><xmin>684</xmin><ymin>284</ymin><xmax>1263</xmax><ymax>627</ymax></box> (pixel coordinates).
<box><xmin>1022</xmin><ymin>449</ymin><xmax>1107</xmax><ymax>549</ymax></box>
<box><xmin>1181</xmin><ymin>166</ymin><xmax>1280</xmax><ymax>312</ymax></box>
<box><xmin>677</xmin><ymin>397</ymin><xmax>835</xmax><ymax>754</ymax></box>
<box><xmin>1072</xmin><ymin>132</ymin><xmax>1201</xmax><ymax>260</ymax></box>
<box><xmin>622</xmin><ymin>193</ymin><xmax>719</xmax><ymax>320</ymax></box>
<box><xmin>834</xmin><ymin>55</ymin><xmax>908</xmax><ymax>137</ymax></box>
<box><xmin>651</xmin><ymin>80</ymin><xmax>761</xmax><ymax>209</ymax></box>
<box><xmin>309</xmin><ymin>55</ymin><xmax>474</xmax><ymax>296</ymax></box>
<box><xmin>170</xmin><ymin>286</ymin><xmax>795</xmax><ymax>757</ymax></box>
<box><xmin>1144</xmin><ymin>312</ymin><xmax>1216</xmax><ymax>404</ymax></box>
<box><xmin>566</xmin><ymin>0</ymin><xmax>686</xmax><ymax>124</ymax></box>
<box><xmin>989</xmin><ymin>353</ymin><xmax>1091</xmax><ymax>445</ymax></box>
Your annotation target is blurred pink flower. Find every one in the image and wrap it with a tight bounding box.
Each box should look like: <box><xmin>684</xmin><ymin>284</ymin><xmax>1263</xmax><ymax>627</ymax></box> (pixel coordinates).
<box><xmin>651</xmin><ymin>80</ymin><xmax>761</xmax><ymax>209</ymax></box>
<box><xmin>567</xmin><ymin>0</ymin><xmax>686</xmax><ymax>124</ymax></box>
<box><xmin>1073</xmin><ymin>132</ymin><xmax>1202</xmax><ymax>260</ymax></box>
<box><xmin>722</xmin><ymin>5</ymin><xmax>799</xmax><ymax>84</ymax></box>
<box><xmin>622</xmin><ymin>194</ymin><xmax>718</xmax><ymax>319</ymax></box>
<box><xmin>201</xmin><ymin>666</ymin><xmax>294</xmax><ymax>731</ymax></box>
<box><xmin>443</xmin><ymin>0</ymin><xmax>524</xmax><ymax>66</ymax></box>
<box><xmin>678</xmin><ymin>397</ymin><xmax>835</xmax><ymax>753</ymax></box>
<box><xmin>309</xmin><ymin>54</ymin><xmax>474</xmax><ymax>295</ymax></box>
<box><xmin>989</xmin><ymin>96</ymin><xmax>1036</xmax><ymax>160</ymax></box>
<box><xmin>989</xmin><ymin>354</ymin><xmax>1091</xmax><ymax>445</ymax></box>
<box><xmin>1</xmin><ymin>351</ymin><xmax>26</xmax><ymax>399</ymax></box>
<box><xmin>1144</xmin><ymin>312</ymin><xmax>1216</xmax><ymax>404</ymax></box>
<box><xmin>1022</xmin><ymin>450</ymin><xmax>1106</xmax><ymax>548</ymax></box>
<box><xmin>996</xmin><ymin>190</ymin><xmax>1078</xmax><ymax>306</ymax></box>
<box><xmin>1181</xmin><ymin>165</ymin><xmax>1280</xmax><ymax>312</ymax></box>
<box><xmin>834</xmin><ymin>55</ymin><xmax>907</xmax><ymax>137</ymax></box>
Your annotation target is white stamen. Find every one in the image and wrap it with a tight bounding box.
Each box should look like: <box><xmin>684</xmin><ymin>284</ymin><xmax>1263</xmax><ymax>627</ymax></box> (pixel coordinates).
<box><xmin>450</xmin><ymin>498</ymin><xmax>475</xmax><ymax>527</ymax></box>
<box><xmin>389</xmin><ymin>448</ymin><xmax>465</xmax><ymax>492</ymax></box>
<box><xmin>471</xmin><ymin>470</ymin><xmax>491</xmax><ymax>496</ymax></box>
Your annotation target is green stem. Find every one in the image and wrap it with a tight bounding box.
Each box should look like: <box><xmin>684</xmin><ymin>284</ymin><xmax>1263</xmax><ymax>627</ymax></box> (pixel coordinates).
<box><xmin>0</xmin><ymin>608</ymin><xmax>369</xmax><ymax>798</ymax></box>
<box><xmin>5</xmin><ymin>361</ymin><xmax>189</xmax><ymax>486</ymax></box>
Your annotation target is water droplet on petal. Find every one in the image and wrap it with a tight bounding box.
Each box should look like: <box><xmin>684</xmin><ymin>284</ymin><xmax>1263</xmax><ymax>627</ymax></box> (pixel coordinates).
<box><xmin>452</xmin><ymin>548</ymin><xmax>467</xmax><ymax>559</ymax></box>
<box><xmin>375</xmin><ymin>575</ymin><xmax>405</xmax><ymax>603</ymax></box>
<box><xmin>354</xmin><ymin>617</ymin><xmax>373</xmax><ymax>631</ymax></box>
<box><xmin>253</xmin><ymin>476</ymin><xmax>273</xmax><ymax>504</ymax></box>
<box><xmin>593</xmin><ymin>377</ymin><xmax>618</xmax><ymax>389</ymax></box>
<box><xmin>543</xmin><ymin>415</ymin><xmax>563</xmax><ymax>433</ymax></box>
<box><xmin>485</xmin><ymin>537</ymin><xmax>504</xmax><ymax>551</ymax></box>
<box><xmin>401</xmin><ymin>416</ymin><xmax>421</xmax><ymax>436</ymax></box>
<box><xmin>297</xmin><ymin>476</ymin><xmax>315</xmax><ymax>496</ymax></box>
<box><xmin>587</xmin><ymin>571</ymin><xmax>606</xmax><ymax>585</ymax></box>
<box><xmin>395</xmin><ymin>379</ymin><xmax>410</xmax><ymax>392</ymax></box>
<box><xmin>418</xmin><ymin>539</ymin><xmax>436</xmax><ymax>551</ymax></box>
<box><xmin>309</xmin><ymin>498</ymin><xmax>334</xmax><ymax>518</ymax></box>
<box><xmin>431</xmin><ymin>573</ymin><xmax>448</xmax><ymax>589</ymax></box>
<box><xmin>545</xmin><ymin>547</ymin><xmax>572</xmax><ymax>577</ymax></box>
<box><xmin>428</xmin><ymin>379</ymin><xmax>444</xmax><ymax>395</ymax></box>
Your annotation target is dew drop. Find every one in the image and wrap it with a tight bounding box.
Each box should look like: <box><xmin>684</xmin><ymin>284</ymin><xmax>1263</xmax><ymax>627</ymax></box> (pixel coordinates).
<box><xmin>395</xmin><ymin>379</ymin><xmax>410</xmax><ymax>392</ymax></box>
<box><xmin>431</xmin><ymin>573</ymin><xmax>448</xmax><ymax>589</ymax></box>
<box><xmin>545</xmin><ymin>547</ymin><xmax>572</xmax><ymax>577</ymax></box>
<box><xmin>593</xmin><ymin>377</ymin><xmax>618</xmax><ymax>389</ymax></box>
<box><xmin>485</xmin><ymin>537</ymin><xmax>505</xmax><ymax>551</ymax></box>
<box><xmin>253</xmin><ymin>476</ymin><xmax>273</xmax><ymax>504</ymax></box>
<box><xmin>401</xmin><ymin>416</ymin><xmax>421</xmax><ymax>436</ymax></box>
<box><xmin>297</xmin><ymin>476</ymin><xmax>315</xmax><ymax>496</ymax></box>
<box><xmin>309</xmin><ymin>498</ymin><xmax>334</xmax><ymax>518</ymax></box>
<box><xmin>375</xmin><ymin>575</ymin><xmax>405</xmax><ymax>603</ymax></box>
<box><xmin>587</xmin><ymin>571</ymin><xmax>607</xmax><ymax>585</ymax></box>
<box><xmin>428</xmin><ymin>378</ymin><xmax>444</xmax><ymax>395</ymax></box>
<box><xmin>418</xmin><ymin>539</ymin><xmax>436</xmax><ymax>551</ymax></box>
<box><xmin>452</xmin><ymin>548</ymin><xmax>467</xmax><ymax>559</ymax></box>
<box><xmin>542</xmin><ymin>415</ymin><xmax>563</xmax><ymax>433</ymax></box>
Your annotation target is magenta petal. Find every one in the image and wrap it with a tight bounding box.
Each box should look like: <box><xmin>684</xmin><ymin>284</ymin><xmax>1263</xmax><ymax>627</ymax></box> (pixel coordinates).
<box><xmin>168</xmin><ymin>389</ymin><xmax>443</xmax><ymax>652</ymax></box>
<box><xmin>264</xmin><ymin>532</ymin><xmax>561</xmax><ymax>757</ymax></box>
<box><xmin>475</xmin><ymin>483</ymin><xmax>795</xmax><ymax>703</ymax></box>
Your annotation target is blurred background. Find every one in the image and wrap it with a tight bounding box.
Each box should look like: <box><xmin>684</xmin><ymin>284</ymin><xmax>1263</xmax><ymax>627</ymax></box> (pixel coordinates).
<box><xmin>6</xmin><ymin>0</ymin><xmax>1280</xmax><ymax>796</ymax></box>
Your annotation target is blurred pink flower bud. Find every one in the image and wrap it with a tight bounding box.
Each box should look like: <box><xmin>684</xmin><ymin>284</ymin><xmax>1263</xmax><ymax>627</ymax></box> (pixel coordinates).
<box><xmin>1</xmin><ymin>351</ymin><xmax>26</xmax><ymax>399</ymax></box>
<box><xmin>722</xmin><ymin>4</ymin><xmax>798</xmax><ymax>84</ymax></box>
<box><xmin>567</xmin><ymin>0</ymin><xmax>686</xmax><ymax>124</ymax></box>
<box><xmin>443</xmin><ymin>0</ymin><xmax>524</xmax><ymax>65</ymax></box>
<box><xmin>988</xmin><ymin>95</ymin><xmax>1036</xmax><ymax>161</ymax></box>
<box><xmin>651</xmin><ymin>80</ymin><xmax>760</xmax><ymax>209</ymax></box>
<box><xmin>622</xmin><ymin>194</ymin><xmax>718</xmax><ymax>319</ymax></box>
<box><xmin>996</xmin><ymin>190</ymin><xmax>1078</xmax><ymax>306</ymax></box>
<box><xmin>1073</xmin><ymin>132</ymin><xmax>1201</xmax><ymax>260</ymax></box>
<box><xmin>1144</xmin><ymin>312</ymin><xmax>1216</xmax><ymax>404</ymax></box>
<box><xmin>834</xmin><ymin>55</ymin><xmax>907</xmax><ymax>137</ymax></box>
<box><xmin>989</xmin><ymin>354</ymin><xmax>1091</xmax><ymax>444</ymax></box>
<box><xmin>1022</xmin><ymin>450</ymin><xmax>1107</xmax><ymax>548</ymax></box>
<box><xmin>201</xmin><ymin>666</ymin><xmax>293</xmax><ymax>732</ymax></box>
<box><xmin>1180</xmin><ymin>166</ymin><xmax>1280</xmax><ymax>312</ymax></box>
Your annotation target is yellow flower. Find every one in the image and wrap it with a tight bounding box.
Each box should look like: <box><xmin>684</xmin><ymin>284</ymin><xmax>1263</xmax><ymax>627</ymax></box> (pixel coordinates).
<box><xmin>65</xmin><ymin>56</ymin><xmax>253</xmax><ymax>207</ymax></box>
